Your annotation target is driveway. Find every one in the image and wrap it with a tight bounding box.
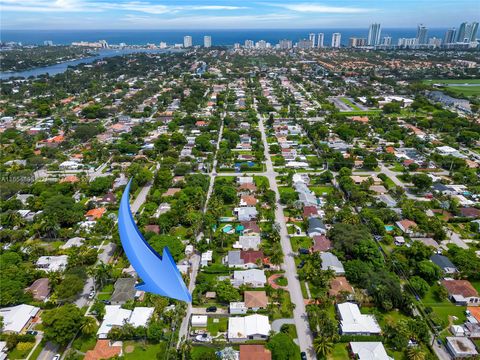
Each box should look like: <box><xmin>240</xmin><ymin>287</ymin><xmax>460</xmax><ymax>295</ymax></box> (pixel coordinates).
<box><xmin>271</xmin><ymin>318</ymin><xmax>295</xmax><ymax>332</ymax></box>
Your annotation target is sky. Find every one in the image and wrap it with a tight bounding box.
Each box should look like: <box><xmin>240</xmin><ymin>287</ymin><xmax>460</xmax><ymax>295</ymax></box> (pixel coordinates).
<box><xmin>1</xmin><ymin>0</ymin><xmax>478</xmax><ymax>30</ymax></box>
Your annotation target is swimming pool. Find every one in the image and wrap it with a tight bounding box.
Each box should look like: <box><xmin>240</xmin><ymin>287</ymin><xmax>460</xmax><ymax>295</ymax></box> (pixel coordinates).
<box><xmin>385</xmin><ymin>225</ymin><xmax>394</xmax><ymax>232</ymax></box>
<box><xmin>222</xmin><ymin>225</ymin><xmax>233</xmax><ymax>233</ymax></box>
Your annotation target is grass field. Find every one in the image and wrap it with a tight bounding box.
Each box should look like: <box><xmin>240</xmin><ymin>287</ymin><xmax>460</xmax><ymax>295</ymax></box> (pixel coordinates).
<box><xmin>310</xmin><ymin>185</ymin><xmax>334</xmax><ymax>195</ymax></box>
<box><xmin>342</xmin><ymin>110</ymin><xmax>382</xmax><ymax>116</ymax></box>
<box><xmin>207</xmin><ymin>317</ymin><xmax>228</xmax><ymax>336</ymax></box>
<box><xmin>123</xmin><ymin>342</ymin><xmax>166</xmax><ymax>360</ymax></box>
<box><xmin>340</xmin><ymin>97</ymin><xmax>361</xmax><ymax>110</ymax></box>
<box><xmin>424</xmin><ymin>79</ymin><xmax>480</xmax><ymax>97</ymax></box>
<box><xmin>329</xmin><ymin>343</ymin><xmax>349</xmax><ymax>360</ymax></box>
<box><xmin>421</xmin><ymin>288</ymin><xmax>466</xmax><ymax>327</ymax></box>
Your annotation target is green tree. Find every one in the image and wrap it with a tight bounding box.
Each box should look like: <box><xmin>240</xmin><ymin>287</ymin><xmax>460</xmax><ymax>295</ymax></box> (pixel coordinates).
<box><xmin>215</xmin><ymin>280</ymin><xmax>240</xmax><ymax>303</ymax></box>
<box><xmin>42</xmin><ymin>304</ymin><xmax>84</xmax><ymax>346</ymax></box>
<box><xmin>313</xmin><ymin>336</ymin><xmax>335</xmax><ymax>359</ymax></box>
<box><xmin>411</xmin><ymin>174</ymin><xmax>433</xmax><ymax>192</ymax></box>
<box><xmin>267</xmin><ymin>332</ymin><xmax>301</xmax><ymax>360</ymax></box>
<box><xmin>80</xmin><ymin>316</ymin><xmax>97</xmax><ymax>336</ymax></box>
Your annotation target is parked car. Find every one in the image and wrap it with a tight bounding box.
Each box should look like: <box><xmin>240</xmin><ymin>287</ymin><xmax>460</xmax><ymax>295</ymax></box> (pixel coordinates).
<box><xmin>52</xmin><ymin>355</ymin><xmax>60</xmax><ymax>360</ymax></box>
<box><xmin>88</xmin><ymin>291</ymin><xmax>95</xmax><ymax>299</ymax></box>
<box><xmin>26</xmin><ymin>330</ymin><xmax>38</xmax><ymax>335</ymax></box>
<box><xmin>206</xmin><ymin>306</ymin><xmax>217</xmax><ymax>313</ymax></box>
<box><xmin>298</xmin><ymin>248</ymin><xmax>310</xmax><ymax>255</ymax></box>
<box><xmin>300</xmin><ymin>352</ymin><xmax>307</xmax><ymax>360</ymax></box>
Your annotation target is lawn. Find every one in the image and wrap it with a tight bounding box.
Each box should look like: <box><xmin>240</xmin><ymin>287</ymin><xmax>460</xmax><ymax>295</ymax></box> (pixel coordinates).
<box><xmin>329</xmin><ymin>343</ymin><xmax>349</xmax><ymax>360</ymax></box>
<box><xmin>421</xmin><ymin>288</ymin><xmax>466</xmax><ymax>328</ymax></box>
<box><xmin>423</xmin><ymin>79</ymin><xmax>480</xmax><ymax>97</ymax></box>
<box><xmin>275</xmin><ymin>276</ymin><xmax>288</xmax><ymax>287</ymax></box>
<box><xmin>8</xmin><ymin>343</ymin><xmax>35</xmax><ymax>360</ymax></box>
<box><xmin>207</xmin><ymin>317</ymin><xmax>228</xmax><ymax>336</ymax></box>
<box><xmin>340</xmin><ymin>97</ymin><xmax>361</xmax><ymax>110</ymax></box>
<box><xmin>341</xmin><ymin>110</ymin><xmax>382</xmax><ymax>116</ymax></box>
<box><xmin>382</xmin><ymin>176</ymin><xmax>396</xmax><ymax>190</ymax></box>
<box><xmin>271</xmin><ymin>291</ymin><xmax>294</xmax><ymax>320</ymax></box>
<box><xmin>471</xmin><ymin>281</ymin><xmax>480</xmax><ymax>294</ymax></box>
<box><xmin>73</xmin><ymin>334</ymin><xmax>97</xmax><ymax>353</ymax></box>
<box><xmin>310</xmin><ymin>185</ymin><xmax>333</xmax><ymax>195</ymax></box>
<box><xmin>290</xmin><ymin>236</ymin><xmax>312</xmax><ymax>252</ymax></box>
<box><xmin>123</xmin><ymin>342</ymin><xmax>166</xmax><ymax>360</ymax></box>
<box><xmin>389</xmin><ymin>163</ymin><xmax>405</xmax><ymax>172</ymax></box>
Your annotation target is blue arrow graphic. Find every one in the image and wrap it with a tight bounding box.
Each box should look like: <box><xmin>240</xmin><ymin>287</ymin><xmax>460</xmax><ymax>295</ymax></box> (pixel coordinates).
<box><xmin>118</xmin><ymin>180</ymin><xmax>191</xmax><ymax>302</ymax></box>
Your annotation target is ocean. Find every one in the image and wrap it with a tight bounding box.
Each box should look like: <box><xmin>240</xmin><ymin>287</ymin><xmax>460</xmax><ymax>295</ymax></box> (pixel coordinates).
<box><xmin>1</xmin><ymin>28</ymin><xmax>449</xmax><ymax>46</ymax></box>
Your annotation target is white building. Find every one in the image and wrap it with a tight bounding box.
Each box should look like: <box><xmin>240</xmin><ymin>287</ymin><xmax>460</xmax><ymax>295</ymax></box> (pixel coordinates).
<box><xmin>350</xmin><ymin>342</ymin><xmax>393</xmax><ymax>360</ymax></box>
<box><xmin>446</xmin><ymin>337</ymin><xmax>478</xmax><ymax>359</ymax></box>
<box><xmin>228</xmin><ymin>314</ymin><xmax>270</xmax><ymax>342</ymax></box>
<box><xmin>229</xmin><ymin>302</ymin><xmax>248</xmax><ymax>315</ymax></box>
<box><xmin>191</xmin><ymin>315</ymin><xmax>208</xmax><ymax>327</ymax></box>
<box><xmin>337</xmin><ymin>302</ymin><xmax>381</xmax><ymax>335</ymax></box>
<box><xmin>235</xmin><ymin>235</ymin><xmax>261</xmax><ymax>251</ymax></box>
<box><xmin>320</xmin><ymin>252</ymin><xmax>345</xmax><ymax>275</ymax></box>
<box><xmin>0</xmin><ymin>304</ymin><xmax>40</xmax><ymax>333</ymax></box>
<box><xmin>204</xmin><ymin>35</ymin><xmax>212</xmax><ymax>48</ymax></box>
<box><xmin>332</xmin><ymin>33</ymin><xmax>342</xmax><ymax>48</ymax></box>
<box><xmin>97</xmin><ymin>305</ymin><xmax>154</xmax><ymax>338</ymax></box>
<box><xmin>36</xmin><ymin>255</ymin><xmax>68</xmax><ymax>272</ymax></box>
<box><xmin>184</xmin><ymin>35</ymin><xmax>192</xmax><ymax>48</ymax></box>
<box><xmin>232</xmin><ymin>269</ymin><xmax>266</xmax><ymax>288</ymax></box>
<box><xmin>201</xmin><ymin>250</ymin><xmax>213</xmax><ymax>267</ymax></box>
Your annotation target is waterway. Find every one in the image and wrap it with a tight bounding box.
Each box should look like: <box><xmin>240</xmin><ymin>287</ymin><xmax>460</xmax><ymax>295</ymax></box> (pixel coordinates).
<box><xmin>0</xmin><ymin>48</ymin><xmax>178</xmax><ymax>80</ymax></box>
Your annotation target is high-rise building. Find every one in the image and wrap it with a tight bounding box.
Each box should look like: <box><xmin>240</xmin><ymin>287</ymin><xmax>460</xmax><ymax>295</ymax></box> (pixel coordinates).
<box><xmin>159</xmin><ymin>42</ymin><xmax>167</xmax><ymax>49</ymax></box>
<box><xmin>297</xmin><ymin>39</ymin><xmax>313</xmax><ymax>49</ymax></box>
<box><xmin>331</xmin><ymin>33</ymin><xmax>341</xmax><ymax>48</ymax></box>
<box><xmin>309</xmin><ymin>33</ymin><xmax>316</xmax><ymax>47</ymax></box>
<box><xmin>398</xmin><ymin>38</ymin><xmax>417</xmax><ymax>47</ymax></box>
<box><xmin>244</xmin><ymin>39</ymin><xmax>254</xmax><ymax>49</ymax></box>
<box><xmin>204</xmin><ymin>35</ymin><xmax>211</xmax><ymax>48</ymax></box>
<box><xmin>456</xmin><ymin>22</ymin><xmax>467</xmax><ymax>42</ymax></box>
<box><xmin>444</xmin><ymin>28</ymin><xmax>456</xmax><ymax>44</ymax></box>
<box><xmin>416</xmin><ymin>24</ymin><xmax>428</xmax><ymax>45</ymax></box>
<box><xmin>428</xmin><ymin>37</ymin><xmax>442</xmax><ymax>48</ymax></box>
<box><xmin>317</xmin><ymin>33</ymin><xmax>324</xmax><ymax>48</ymax></box>
<box><xmin>349</xmin><ymin>37</ymin><xmax>367</xmax><ymax>47</ymax></box>
<box><xmin>367</xmin><ymin>23</ymin><xmax>382</xmax><ymax>46</ymax></box>
<box><xmin>279</xmin><ymin>39</ymin><xmax>293</xmax><ymax>49</ymax></box>
<box><xmin>382</xmin><ymin>36</ymin><xmax>392</xmax><ymax>46</ymax></box>
<box><xmin>467</xmin><ymin>22</ymin><xmax>479</xmax><ymax>42</ymax></box>
<box><xmin>183</xmin><ymin>36</ymin><xmax>192</xmax><ymax>48</ymax></box>
<box><xmin>233</xmin><ymin>43</ymin><xmax>240</xmax><ymax>49</ymax></box>
<box><xmin>44</xmin><ymin>40</ymin><xmax>53</xmax><ymax>46</ymax></box>
<box><xmin>256</xmin><ymin>40</ymin><xmax>267</xmax><ymax>49</ymax></box>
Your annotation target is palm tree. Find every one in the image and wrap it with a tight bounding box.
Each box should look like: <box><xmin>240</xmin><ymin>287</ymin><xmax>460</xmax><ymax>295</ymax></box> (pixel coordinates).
<box><xmin>313</xmin><ymin>335</ymin><xmax>335</xmax><ymax>359</ymax></box>
<box><xmin>406</xmin><ymin>346</ymin><xmax>426</xmax><ymax>360</ymax></box>
<box><xmin>81</xmin><ymin>316</ymin><xmax>98</xmax><ymax>336</ymax></box>
<box><xmin>90</xmin><ymin>262</ymin><xmax>113</xmax><ymax>289</ymax></box>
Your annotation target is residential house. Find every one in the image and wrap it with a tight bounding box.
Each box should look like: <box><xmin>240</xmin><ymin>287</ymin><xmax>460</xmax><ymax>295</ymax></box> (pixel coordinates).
<box><xmin>244</xmin><ymin>291</ymin><xmax>268</xmax><ymax>311</ymax></box>
<box><xmin>110</xmin><ymin>278</ymin><xmax>137</xmax><ymax>305</ymax></box>
<box><xmin>0</xmin><ymin>304</ymin><xmax>40</xmax><ymax>333</ymax></box>
<box><xmin>60</xmin><ymin>237</ymin><xmax>85</xmax><ymax>249</ymax></box>
<box><xmin>232</xmin><ymin>269</ymin><xmax>266</xmax><ymax>288</ymax></box>
<box><xmin>320</xmin><ymin>252</ymin><xmax>345</xmax><ymax>275</ymax></box>
<box><xmin>191</xmin><ymin>315</ymin><xmax>208</xmax><ymax>327</ymax></box>
<box><xmin>430</xmin><ymin>254</ymin><xmax>458</xmax><ymax>274</ymax></box>
<box><xmin>337</xmin><ymin>302</ymin><xmax>381</xmax><ymax>335</ymax></box>
<box><xmin>228</xmin><ymin>314</ymin><xmax>271</xmax><ymax>342</ymax></box>
<box><xmin>97</xmin><ymin>305</ymin><xmax>154</xmax><ymax>338</ymax></box>
<box><xmin>230</xmin><ymin>302</ymin><xmax>248</xmax><ymax>315</ymax></box>
<box><xmin>445</xmin><ymin>337</ymin><xmax>478</xmax><ymax>359</ymax></box>
<box><xmin>240</xmin><ymin>195</ymin><xmax>257</xmax><ymax>207</ymax></box>
<box><xmin>26</xmin><ymin>278</ymin><xmax>50</xmax><ymax>302</ymax></box>
<box><xmin>239</xmin><ymin>345</ymin><xmax>272</xmax><ymax>360</ymax></box>
<box><xmin>237</xmin><ymin>235</ymin><xmax>261</xmax><ymax>251</ymax></box>
<box><xmin>36</xmin><ymin>255</ymin><xmax>68</xmax><ymax>272</ymax></box>
<box><xmin>84</xmin><ymin>340</ymin><xmax>123</xmax><ymax>360</ymax></box>
<box><xmin>395</xmin><ymin>219</ymin><xmax>419</xmax><ymax>235</ymax></box>
<box><xmin>459</xmin><ymin>207</ymin><xmax>480</xmax><ymax>218</ymax></box>
<box><xmin>311</xmin><ymin>235</ymin><xmax>331</xmax><ymax>252</ymax></box>
<box><xmin>234</xmin><ymin>207</ymin><xmax>258</xmax><ymax>222</ymax></box>
<box><xmin>201</xmin><ymin>250</ymin><xmax>213</xmax><ymax>267</ymax></box>
<box><xmin>303</xmin><ymin>206</ymin><xmax>319</xmax><ymax>219</ymax></box>
<box><xmin>241</xmin><ymin>221</ymin><xmax>261</xmax><ymax>236</ymax></box>
<box><xmin>85</xmin><ymin>207</ymin><xmax>106</xmax><ymax>221</ymax></box>
<box><xmin>442</xmin><ymin>279</ymin><xmax>480</xmax><ymax>306</ymax></box>
<box><xmin>307</xmin><ymin>218</ymin><xmax>327</xmax><ymax>237</ymax></box>
<box><xmin>329</xmin><ymin>277</ymin><xmax>354</xmax><ymax>299</ymax></box>
<box><xmin>349</xmin><ymin>342</ymin><xmax>393</xmax><ymax>360</ymax></box>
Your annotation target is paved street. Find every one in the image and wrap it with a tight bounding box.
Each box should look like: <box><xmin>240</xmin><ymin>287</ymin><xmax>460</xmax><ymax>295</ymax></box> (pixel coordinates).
<box><xmin>37</xmin><ymin>341</ymin><xmax>58</xmax><ymax>360</ymax></box>
<box><xmin>258</xmin><ymin>116</ymin><xmax>316</xmax><ymax>359</ymax></box>
<box><xmin>177</xmin><ymin>117</ymin><xmax>224</xmax><ymax>347</ymax></box>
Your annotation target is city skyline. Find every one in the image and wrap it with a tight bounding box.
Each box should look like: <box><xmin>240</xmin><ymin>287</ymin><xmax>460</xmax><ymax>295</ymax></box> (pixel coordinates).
<box><xmin>1</xmin><ymin>0</ymin><xmax>478</xmax><ymax>30</ymax></box>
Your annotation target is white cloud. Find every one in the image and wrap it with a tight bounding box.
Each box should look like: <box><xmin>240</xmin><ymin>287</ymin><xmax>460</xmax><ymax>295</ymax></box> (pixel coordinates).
<box><xmin>267</xmin><ymin>2</ymin><xmax>374</xmax><ymax>13</ymax></box>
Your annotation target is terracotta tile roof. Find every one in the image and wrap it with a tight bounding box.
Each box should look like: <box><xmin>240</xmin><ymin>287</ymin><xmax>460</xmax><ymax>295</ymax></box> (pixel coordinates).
<box><xmin>85</xmin><ymin>207</ymin><xmax>106</xmax><ymax>219</ymax></box>
<box><xmin>312</xmin><ymin>235</ymin><xmax>331</xmax><ymax>252</ymax></box>
<box><xmin>84</xmin><ymin>340</ymin><xmax>122</xmax><ymax>360</ymax></box>
<box><xmin>244</xmin><ymin>291</ymin><xmax>268</xmax><ymax>308</ymax></box>
<box><xmin>162</xmin><ymin>188</ymin><xmax>181</xmax><ymax>197</ymax></box>
<box><xmin>240</xmin><ymin>250</ymin><xmax>264</xmax><ymax>264</ymax></box>
<box><xmin>60</xmin><ymin>175</ymin><xmax>79</xmax><ymax>183</ymax></box>
<box><xmin>241</xmin><ymin>221</ymin><xmax>261</xmax><ymax>234</ymax></box>
<box><xmin>442</xmin><ymin>280</ymin><xmax>479</xmax><ymax>298</ymax></box>
<box><xmin>26</xmin><ymin>278</ymin><xmax>50</xmax><ymax>301</ymax></box>
<box><xmin>241</xmin><ymin>195</ymin><xmax>257</xmax><ymax>206</ymax></box>
<box><xmin>459</xmin><ymin>207</ymin><xmax>480</xmax><ymax>218</ymax></box>
<box><xmin>468</xmin><ymin>307</ymin><xmax>480</xmax><ymax>322</ymax></box>
<box><xmin>329</xmin><ymin>276</ymin><xmax>354</xmax><ymax>297</ymax></box>
<box><xmin>145</xmin><ymin>225</ymin><xmax>160</xmax><ymax>234</ymax></box>
<box><xmin>240</xmin><ymin>345</ymin><xmax>272</xmax><ymax>360</ymax></box>
<box><xmin>303</xmin><ymin>206</ymin><xmax>318</xmax><ymax>218</ymax></box>
<box><xmin>238</xmin><ymin>183</ymin><xmax>257</xmax><ymax>192</ymax></box>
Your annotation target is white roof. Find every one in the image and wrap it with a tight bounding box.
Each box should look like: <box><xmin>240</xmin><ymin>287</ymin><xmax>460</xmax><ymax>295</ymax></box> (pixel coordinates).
<box><xmin>0</xmin><ymin>304</ymin><xmax>40</xmax><ymax>333</ymax></box>
<box><xmin>338</xmin><ymin>303</ymin><xmax>381</xmax><ymax>334</ymax></box>
<box><xmin>239</xmin><ymin>235</ymin><xmax>261</xmax><ymax>250</ymax></box>
<box><xmin>230</xmin><ymin>302</ymin><xmax>247</xmax><ymax>310</ymax></box>
<box><xmin>191</xmin><ymin>315</ymin><xmax>208</xmax><ymax>326</ymax></box>
<box><xmin>228</xmin><ymin>314</ymin><xmax>270</xmax><ymax>339</ymax></box>
<box><xmin>233</xmin><ymin>269</ymin><xmax>266</xmax><ymax>284</ymax></box>
<box><xmin>97</xmin><ymin>305</ymin><xmax>132</xmax><ymax>337</ymax></box>
<box><xmin>60</xmin><ymin>237</ymin><xmax>85</xmax><ymax>249</ymax></box>
<box><xmin>350</xmin><ymin>342</ymin><xmax>393</xmax><ymax>360</ymax></box>
<box><xmin>320</xmin><ymin>252</ymin><xmax>345</xmax><ymax>274</ymax></box>
<box><xmin>129</xmin><ymin>307</ymin><xmax>154</xmax><ymax>327</ymax></box>
<box><xmin>36</xmin><ymin>255</ymin><xmax>68</xmax><ymax>272</ymax></box>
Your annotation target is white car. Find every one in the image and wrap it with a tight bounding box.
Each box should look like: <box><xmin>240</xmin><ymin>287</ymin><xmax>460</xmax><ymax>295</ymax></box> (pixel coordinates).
<box><xmin>52</xmin><ymin>355</ymin><xmax>60</xmax><ymax>360</ymax></box>
<box><xmin>88</xmin><ymin>291</ymin><xmax>95</xmax><ymax>299</ymax></box>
